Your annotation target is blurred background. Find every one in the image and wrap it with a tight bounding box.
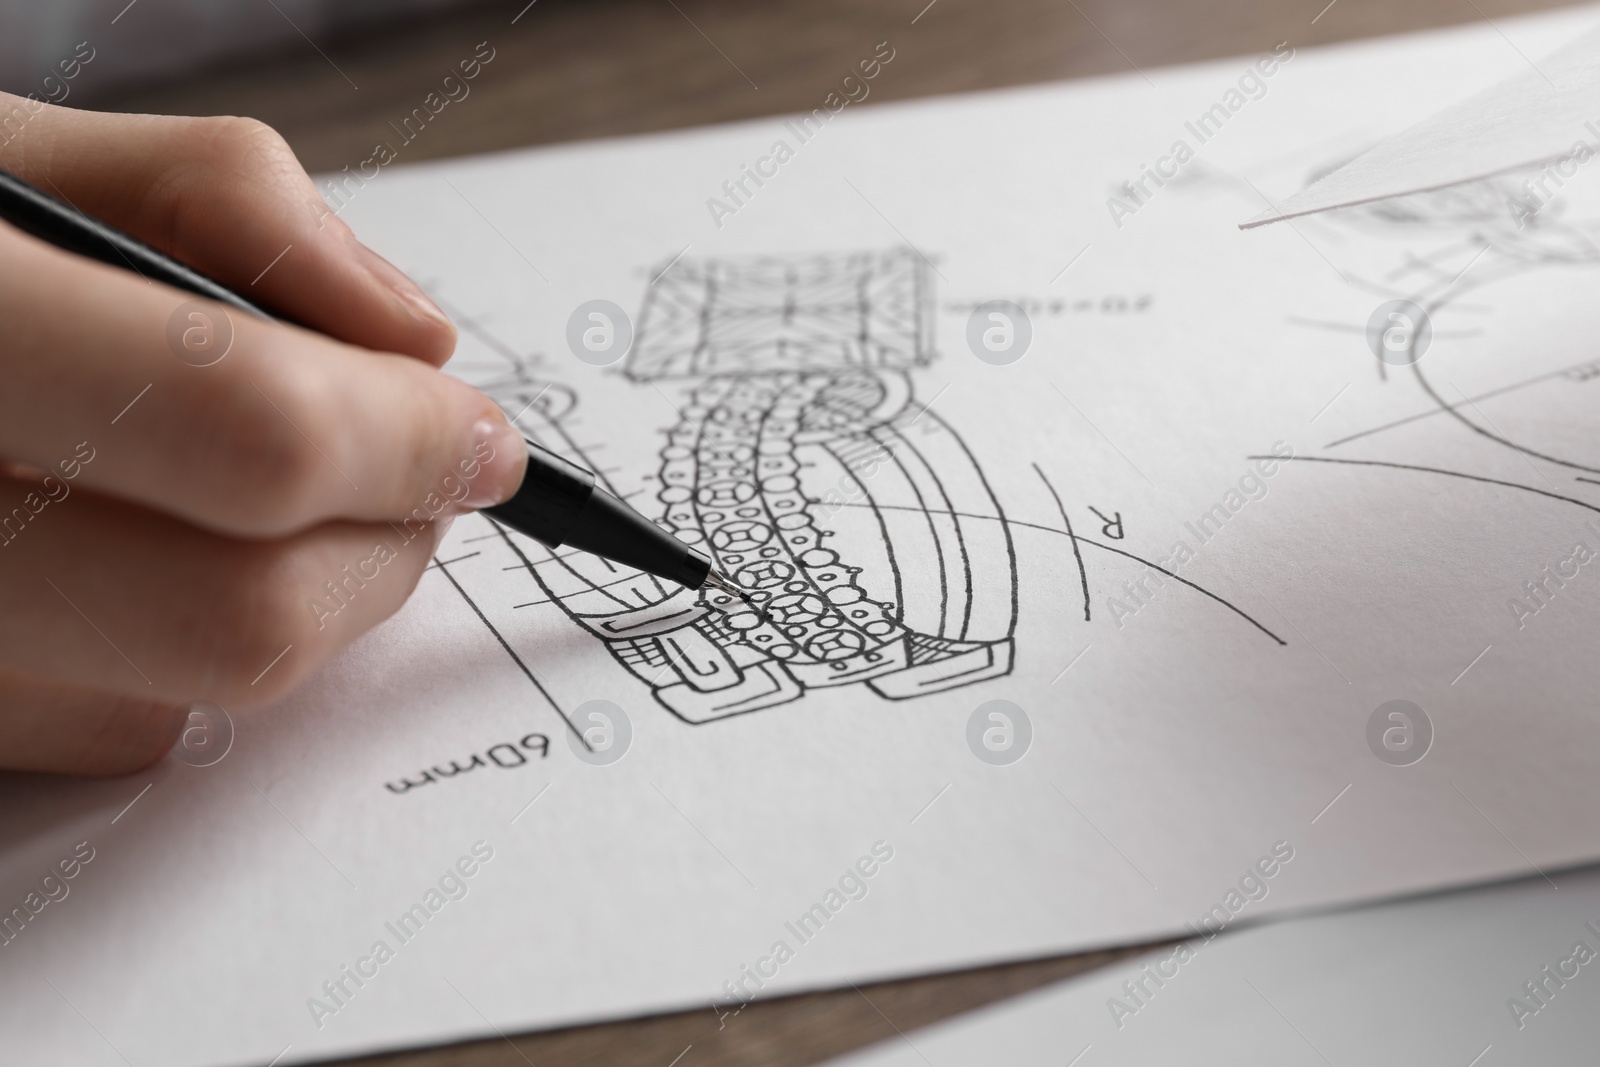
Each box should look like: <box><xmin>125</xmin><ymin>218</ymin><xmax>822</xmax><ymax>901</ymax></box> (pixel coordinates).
<box><xmin>2</xmin><ymin>0</ymin><xmax>1574</xmax><ymax>174</ymax></box>
<box><xmin>0</xmin><ymin>0</ymin><xmax>485</xmax><ymax>99</ymax></box>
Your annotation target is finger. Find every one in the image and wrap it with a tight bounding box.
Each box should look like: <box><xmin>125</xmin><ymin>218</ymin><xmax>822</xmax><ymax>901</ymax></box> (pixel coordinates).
<box><xmin>0</xmin><ymin>478</ymin><xmax>454</xmax><ymax>708</ymax></box>
<box><xmin>0</xmin><ymin>227</ymin><xmax>525</xmax><ymax>537</ymax></box>
<box><xmin>0</xmin><ymin>669</ymin><xmax>185</xmax><ymax>777</ymax></box>
<box><xmin>0</xmin><ymin>93</ymin><xmax>455</xmax><ymax>364</ymax></box>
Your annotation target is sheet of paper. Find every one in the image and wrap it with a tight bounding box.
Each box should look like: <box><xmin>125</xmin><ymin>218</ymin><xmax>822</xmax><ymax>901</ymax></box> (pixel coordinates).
<box><xmin>5</xmin><ymin>7</ymin><xmax>1600</xmax><ymax>1065</ymax></box>
<box><xmin>1243</xmin><ymin>17</ymin><xmax>1600</xmax><ymax>227</ymax></box>
<box><xmin>822</xmin><ymin>865</ymin><xmax>1600</xmax><ymax>1066</ymax></box>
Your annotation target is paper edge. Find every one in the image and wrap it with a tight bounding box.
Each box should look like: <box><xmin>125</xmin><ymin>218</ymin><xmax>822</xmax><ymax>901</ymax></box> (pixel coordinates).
<box><xmin>1237</xmin><ymin>147</ymin><xmax>1584</xmax><ymax>229</ymax></box>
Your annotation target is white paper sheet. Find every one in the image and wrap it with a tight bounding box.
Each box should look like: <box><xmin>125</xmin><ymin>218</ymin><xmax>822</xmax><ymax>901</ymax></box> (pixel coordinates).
<box><xmin>822</xmin><ymin>865</ymin><xmax>1600</xmax><ymax>1066</ymax></box>
<box><xmin>1243</xmin><ymin>17</ymin><xmax>1600</xmax><ymax>227</ymax></box>
<box><xmin>5</xmin><ymin>7</ymin><xmax>1600</xmax><ymax>1065</ymax></box>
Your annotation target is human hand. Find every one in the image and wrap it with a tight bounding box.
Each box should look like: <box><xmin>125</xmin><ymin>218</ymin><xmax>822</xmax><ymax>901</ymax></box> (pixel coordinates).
<box><xmin>0</xmin><ymin>96</ymin><xmax>526</xmax><ymax>776</ymax></box>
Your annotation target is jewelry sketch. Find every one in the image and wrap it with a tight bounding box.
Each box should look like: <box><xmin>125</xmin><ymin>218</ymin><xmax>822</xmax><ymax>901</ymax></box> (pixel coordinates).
<box><xmin>425</xmin><ymin>247</ymin><xmax>1285</xmax><ymax>733</ymax></box>
<box><xmin>1280</xmin><ymin>167</ymin><xmax>1600</xmax><ymax>514</ymax></box>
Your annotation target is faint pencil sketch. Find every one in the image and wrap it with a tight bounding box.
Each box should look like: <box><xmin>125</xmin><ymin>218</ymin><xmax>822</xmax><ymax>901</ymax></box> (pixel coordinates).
<box><xmin>1279</xmin><ymin>168</ymin><xmax>1600</xmax><ymax>512</ymax></box>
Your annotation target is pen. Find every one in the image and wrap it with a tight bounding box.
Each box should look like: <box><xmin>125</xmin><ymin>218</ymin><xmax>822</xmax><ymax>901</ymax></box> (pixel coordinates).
<box><xmin>0</xmin><ymin>166</ymin><xmax>751</xmax><ymax>601</ymax></box>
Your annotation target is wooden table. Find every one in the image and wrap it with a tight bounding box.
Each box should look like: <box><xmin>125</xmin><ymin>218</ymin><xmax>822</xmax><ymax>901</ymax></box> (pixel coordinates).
<box><xmin>99</xmin><ymin>0</ymin><xmax>1574</xmax><ymax>1062</ymax></box>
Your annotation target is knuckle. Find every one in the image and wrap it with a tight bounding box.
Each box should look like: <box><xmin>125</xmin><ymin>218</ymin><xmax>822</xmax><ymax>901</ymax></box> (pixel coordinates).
<box><xmin>136</xmin><ymin>115</ymin><xmax>306</xmax><ymax>255</ymax></box>
<box><xmin>204</xmin><ymin>542</ymin><xmax>319</xmax><ymax>701</ymax></box>
<box><xmin>196</xmin><ymin>365</ymin><xmax>335</xmax><ymax>531</ymax></box>
<box><xmin>199</xmin><ymin>115</ymin><xmax>297</xmax><ymax>172</ymax></box>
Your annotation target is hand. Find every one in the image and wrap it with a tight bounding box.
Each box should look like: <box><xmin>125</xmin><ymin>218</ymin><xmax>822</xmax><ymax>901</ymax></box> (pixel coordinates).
<box><xmin>0</xmin><ymin>95</ymin><xmax>526</xmax><ymax>776</ymax></box>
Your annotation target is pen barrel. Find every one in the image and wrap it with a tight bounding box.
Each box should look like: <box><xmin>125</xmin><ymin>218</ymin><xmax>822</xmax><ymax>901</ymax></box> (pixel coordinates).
<box><xmin>0</xmin><ymin>168</ymin><xmax>272</xmax><ymax>320</ymax></box>
<box><xmin>484</xmin><ymin>439</ymin><xmax>712</xmax><ymax>590</ymax></box>
<box><xmin>483</xmin><ymin>440</ymin><xmax>596</xmax><ymax>549</ymax></box>
<box><xmin>561</xmin><ymin>488</ymin><xmax>713</xmax><ymax>590</ymax></box>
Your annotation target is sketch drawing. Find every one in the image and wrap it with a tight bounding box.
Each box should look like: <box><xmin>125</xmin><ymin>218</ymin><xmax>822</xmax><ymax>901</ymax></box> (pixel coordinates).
<box><xmin>1278</xmin><ymin>166</ymin><xmax>1600</xmax><ymax>515</ymax></box>
<box><xmin>439</xmin><ymin>249</ymin><xmax>1018</xmax><ymax>725</ymax></box>
<box><xmin>426</xmin><ymin>247</ymin><xmax>1286</xmax><ymax>736</ymax></box>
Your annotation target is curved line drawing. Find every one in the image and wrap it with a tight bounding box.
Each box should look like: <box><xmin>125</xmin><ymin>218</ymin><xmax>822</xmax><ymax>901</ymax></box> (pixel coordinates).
<box><xmin>1034</xmin><ymin>462</ymin><xmax>1092</xmax><ymax>622</ymax></box>
<box><xmin>1299</xmin><ymin>175</ymin><xmax>1600</xmax><ymax>477</ymax></box>
<box><xmin>824</xmin><ymin>499</ymin><xmax>1286</xmax><ymax>645</ymax></box>
<box><xmin>1254</xmin><ymin>454</ymin><xmax>1600</xmax><ymax>517</ymax></box>
<box><xmin>1234</xmin><ymin>158</ymin><xmax>1600</xmax><ymax>527</ymax></box>
<box><xmin>1403</xmin><ymin>267</ymin><xmax>1600</xmax><ymax>477</ymax></box>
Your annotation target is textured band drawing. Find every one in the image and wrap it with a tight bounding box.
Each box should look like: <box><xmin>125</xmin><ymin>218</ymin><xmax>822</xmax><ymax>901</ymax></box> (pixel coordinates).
<box><xmin>440</xmin><ymin>249</ymin><xmax>1017</xmax><ymax>725</ymax></box>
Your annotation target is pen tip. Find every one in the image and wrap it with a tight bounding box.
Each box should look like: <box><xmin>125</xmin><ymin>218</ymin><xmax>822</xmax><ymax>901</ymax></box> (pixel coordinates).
<box><xmin>701</xmin><ymin>567</ymin><xmax>753</xmax><ymax>602</ymax></box>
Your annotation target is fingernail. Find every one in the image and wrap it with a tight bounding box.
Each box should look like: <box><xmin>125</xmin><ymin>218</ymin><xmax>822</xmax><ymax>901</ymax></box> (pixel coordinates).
<box><xmin>397</xmin><ymin>279</ymin><xmax>454</xmax><ymax>333</ymax></box>
<box><xmin>350</xmin><ymin>238</ymin><xmax>453</xmax><ymax>332</ymax></box>
<box><xmin>462</xmin><ymin>413</ymin><xmax>527</xmax><ymax>508</ymax></box>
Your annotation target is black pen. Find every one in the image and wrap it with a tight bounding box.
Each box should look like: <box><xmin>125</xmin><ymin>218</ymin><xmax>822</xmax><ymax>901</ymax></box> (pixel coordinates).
<box><xmin>0</xmin><ymin>166</ymin><xmax>751</xmax><ymax>600</ymax></box>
